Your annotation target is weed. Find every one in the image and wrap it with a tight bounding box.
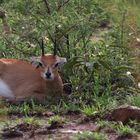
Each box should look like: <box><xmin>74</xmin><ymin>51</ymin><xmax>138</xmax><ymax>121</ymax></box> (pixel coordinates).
<box><xmin>97</xmin><ymin>120</ymin><xmax>139</xmax><ymax>136</ymax></box>
<box><xmin>116</xmin><ymin>123</ymin><xmax>136</xmax><ymax>137</ymax></box>
<box><xmin>22</xmin><ymin>102</ymin><xmax>30</xmax><ymax>116</ymax></box>
<box><xmin>127</xmin><ymin>96</ymin><xmax>140</xmax><ymax>107</ymax></box>
<box><xmin>21</xmin><ymin>117</ymin><xmax>41</xmax><ymax>126</ymax></box>
<box><xmin>95</xmin><ymin>95</ymin><xmax>117</xmax><ymax>114</ymax></box>
<box><xmin>48</xmin><ymin>116</ymin><xmax>65</xmax><ymax>125</ymax></box>
<box><xmin>31</xmin><ymin>99</ymin><xmax>46</xmax><ymax>114</ymax></box>
<box><xmin>129</xmin><ymin>120</ymin><xmax>140</xmax><ymax>132</ymax></box>
<box><xmin>50</xmin><ymin>101</ymin><xmax>64</xmax><ymax>114</ymax></box>
<box><xmin>8</xmin><ymin>102</ymin><xmax>30</xmax><ymax>116</ymax></box>
<box><xmin>80</xmin><ymin>105</ymin><xmax>98</xmax><ymax>117</ymax></box>
<box><xmin>0</xmin><ymin>107</ymin><xmax>8</xmax><ymax>115</ymax></box>
<box><xmin>8</xmin><ymin>105</ymin><xmax>21</xmax><ymax>115</ymax></box>
<box><xmin>50</xmin><ymin>98</ymin><xmax>80</xmax><ymax>114</ymax></box>
<box><xmin>33</xmin><ymin>105</ymin><xmax>46</xmax><ymax>114</ymax></box>
<box><xmin>7</xmin><ymin>99</ymin><xmax>47</xmax><ymax>116</ymax></box>
<box><xmin>74</xmin><ymin>131</ymin><xmax>108</xmax><ymax>140</ymax></box>
<box><xmin>96</xmin><ymin>120</ymin><xmax>116</xmax><ymax>129</ymax></box>
<box><xmin>61</xmin><ymin>101</ymin><xmax>80</xmax><ymax>113</ymax></box>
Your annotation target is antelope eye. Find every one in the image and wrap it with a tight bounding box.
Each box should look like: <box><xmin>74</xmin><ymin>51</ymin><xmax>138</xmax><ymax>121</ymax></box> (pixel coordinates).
<box><xmin>54</xmin><ymin>62</ymin><xmax>59</xmax><ymax>68</ymax></box>
<box><xmin>36</xmin><ymin>62</ymin><xmax>43</xmax><ymax>68</ymax></box>
<box><xmin>39</xmin><ymin>62</ymin><xmax>43</xmax><ymax>67</ymax></box>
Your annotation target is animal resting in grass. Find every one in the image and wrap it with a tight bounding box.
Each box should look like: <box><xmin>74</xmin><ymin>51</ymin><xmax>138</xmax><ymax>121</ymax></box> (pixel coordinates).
<box><xmin>0</xmin><ymin>42</ymin><xmax>67</xmax><ymax>101</ymax></box>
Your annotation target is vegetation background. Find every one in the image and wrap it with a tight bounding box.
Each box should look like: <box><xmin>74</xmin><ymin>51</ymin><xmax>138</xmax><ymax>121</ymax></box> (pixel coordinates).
<box><xmin>0</xmin><ymin>0</ymin><xmax>140</xmax><ymax>139</ymax></box>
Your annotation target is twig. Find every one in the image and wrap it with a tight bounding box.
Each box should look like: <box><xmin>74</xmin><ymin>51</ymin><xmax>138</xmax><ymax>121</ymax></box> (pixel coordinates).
<box><xmin>43</xmin><ymin>0</ymin><xmax>51</xmax><ymax>15</ymax></box>
<box><xmin>57</xmin><ymin>0</ymin><xmax>70</xmax><ymax>11</ymax></box>
<box><xmin>0</xmin><ymin>11</ymin><xmax>11</xmax><ymax>34</ymax></box>
<box><xmin>120</xmin><ymin>10</ymin><xmax>126</xmax><ymax>48</ymax></box>
<box><xmin>53</xmin><ymin>26</ymin><xmax>58</xmax><ymax>55</ymax></box>
<box><xmin>65</xmin><ymin>34</ymin><xmax>70</xmax><ymax>58</ymax></box>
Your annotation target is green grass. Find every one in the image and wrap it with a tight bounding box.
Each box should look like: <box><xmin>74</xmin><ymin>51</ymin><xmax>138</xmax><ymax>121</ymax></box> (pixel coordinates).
<box><xmin>96</xmin><ymin>120</ymin><xmax>139</xmax><ymax>138</ymax></box>
<box><xmin>80</xmin><ymin>105</ymin><xmax>98</xmax><ymax>117</ymax></box>
<box><xmin>96</xmin><ymin>120</ymin><xmax>116</xmax><ymax>129</ymax></box>
<box><xmin>5</xmin><ymin>99</ymin><xmax>47</xmax><ymax>116</ymax></box>
<box><xmin>129</xmin><ymin>120</ymin><xmax>140</xmax><ymax>132</ymax></box>
<box><xmin>116</xmin><ymin>123</ymin><xmax>136</xmax><ymax>137</ymax></box>
<box><xmin>79</xmin><ymin>94</ymin><xmax>118</xmax><ymax>117</ymax></box>
<box><xmin>8</xmin><ymin>102</ymin><xmax>31</xmax><ymax>116</ymax></box>
<box><xmin>74</xmin><ymin>131</ymin><xmax>108</xmax><ymax>140</ymax></box>
<box><xmin>48</xmin><ymin>116</ymin><xmax>65</xmax><ymax>125</ymax></box>
<box><xmin>0</xmin><ymin>0</ymin><xmax>140</xmax><ymax>138</ymax></box>
<box><xmin>127</xmin><ymin>96</ymin><xmax>140</xmax><ymax>107</ymax></box>
<box><xmin>0</xmin><ymin>107</ymin><xmax>8</xmax><ymax>116</ymax></box>
<box><xmin>19</xmin><ymin>117</ymin><xmax>43</xmax><ymax>128</ymax></box>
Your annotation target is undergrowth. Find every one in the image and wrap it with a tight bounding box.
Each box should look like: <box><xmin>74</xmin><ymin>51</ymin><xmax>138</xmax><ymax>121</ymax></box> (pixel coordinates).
<box><xmin>0</xmin><ymin>0</ymin><xmax>140</xmax><ymax>138</ymax></box>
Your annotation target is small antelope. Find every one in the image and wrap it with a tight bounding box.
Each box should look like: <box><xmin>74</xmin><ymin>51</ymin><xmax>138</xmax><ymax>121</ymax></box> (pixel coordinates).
<box><xmin>0</xmin><ymin>43</ymin><xmax>67</xmax><ymax>101</ymax></box>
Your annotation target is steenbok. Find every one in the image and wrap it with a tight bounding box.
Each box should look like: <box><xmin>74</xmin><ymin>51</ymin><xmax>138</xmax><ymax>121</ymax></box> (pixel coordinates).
<box><xmin>0</xmin><ymin>41</ymin><xmax>67</xmax><ymax>101</ymax></box>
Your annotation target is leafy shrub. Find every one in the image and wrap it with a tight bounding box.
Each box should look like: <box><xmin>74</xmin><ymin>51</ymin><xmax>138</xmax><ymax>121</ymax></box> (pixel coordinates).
<box><xmin>0</xmin><ymin>0</ymin><xmax>138</xmax><ymax>106</ymax></box>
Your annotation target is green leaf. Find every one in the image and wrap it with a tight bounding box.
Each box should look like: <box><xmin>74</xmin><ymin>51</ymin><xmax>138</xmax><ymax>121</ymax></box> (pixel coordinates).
<box><xmin>64</xmin><ymin>56</ymin><xmax>83</xmax><ymax>71</ymax></box>
<box><xmin>98</xmin><ymin>60</ymin><xmax>111</xmax><ymax>70</ymax></box>
<box><xmin>114</xmin><ymin>65</ymin><xmax>134</xmax><ymax>71</ymax></box>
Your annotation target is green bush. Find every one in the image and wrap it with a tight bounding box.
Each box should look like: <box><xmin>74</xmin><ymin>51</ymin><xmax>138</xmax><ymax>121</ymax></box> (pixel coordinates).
<box><xmin>0</xmin><ymin>0</ymin><xmax>138</xmax><ymax>106</ymax></box>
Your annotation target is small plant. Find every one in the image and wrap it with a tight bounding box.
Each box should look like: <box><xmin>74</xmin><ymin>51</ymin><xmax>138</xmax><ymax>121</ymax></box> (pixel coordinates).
<box><xmin>8</xmin><ymin>102</ymin><xmax>30</xmax><ymax>116</ymax></box>
<box><xmin>1</xmin><ymin>117</ymin><xmax>42</xmax><ymax>133</ymax></box>
<box><xmin>8</xmin><ymin>105</ymin><xmax>21</xmax><ymax>114</ymax></box>
<box><xmin>127</xmin><ymin>96</ymin><xmax>140</xmax><ymax>107</ymax></box>
<box><xmin>94</xmin><ymin>95</ymin><xmax>117</xmax><ymax>114</ymax></box>
<box><xmin>2</xmin><ymin>121</ymin><xmax>13</xmax><ymax>130</ymax></box>
<box><xmin>129</xmin><ymin>120</ymin><xmax>140</xmax><ymax>132</ymax></box>
<box><xmin>116</xmin><ymin>123</ymin><xmax>136</xmax><ymax>137</ymax></box>
<box><xmin>32</xmin><ymin>105</ymin><xmax>46</xmax><ymax>114</ymax></box>
<box><xmin>50</xmin><ymin>99</ymin><xmax>80</xmax><ymax>114</ymax></box>
<box><xmin>74</xmin><ymin>131</ymin><xmax>108</xmax><ymax>140</ymax></box>
<box><xmin>22</xmin><ymin>117</ymin><xmax>35</xmax><ymax>124</ymax></box>
<box><xmin>61</xmin><ymin>101</ymin><xmax>80</xmax><ymax>113</ymax></box>
<box><xmin>96</xmin><ymin>120</ymin><xmax>116</xmax><ymax>129</ymax></box>
<box><xmin>31</xmin><ymin>99</ymin><xmax>46</xmax><ymax>114</ymax></box>
<box><xmin>80</xmin><ymin>105</ymin><xmax>98</xmax><ymax>117</ymax></box>
<box><xmin>21</xmin><ymin>117</ymin><xmax>42</xmax><ymax>128</ymax></box>
<box><xmin>0</xmin><ymin>107</ymin><xmax>8</xmax><ymax>115</ymax></box>
<box><xmin>48</xmin><ymin>116</ymin><xmax>65</xmax><ymax>125</ymax></box>
<box><xmin>50</xmin><ymin>100</ymin><xmax>64</xmax><ymax>114</ymax></box>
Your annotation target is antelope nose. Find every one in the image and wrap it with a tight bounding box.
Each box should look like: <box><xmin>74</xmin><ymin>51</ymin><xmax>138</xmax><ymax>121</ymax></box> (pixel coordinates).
<box><xmin>45</xmin><ymin>72</ymin><xmax>51</xmax><ymax>78</ymax></box>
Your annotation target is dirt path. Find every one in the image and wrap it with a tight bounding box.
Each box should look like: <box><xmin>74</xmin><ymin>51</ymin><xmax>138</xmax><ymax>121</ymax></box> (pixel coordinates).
<box><xmin>1</xmin><ymin>111</ymin><xmax>140</xmax><ymax>140</ymax></box>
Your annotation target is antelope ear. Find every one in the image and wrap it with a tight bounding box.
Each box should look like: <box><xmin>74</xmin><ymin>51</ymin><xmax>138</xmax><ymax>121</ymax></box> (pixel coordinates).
<box><xmin>56</xmin><ymin>57</ymin><xmax>67</xmax><ymax>67</ymax></box>
<box><xmin>59</xmin><ymin>57</ymin><xmax>67</xmax><ymax>65</ymax></box>
<box><xmin>30</xmin><ymin>57</ymin><xmax>42</xmax><ymax>68</ymax></box>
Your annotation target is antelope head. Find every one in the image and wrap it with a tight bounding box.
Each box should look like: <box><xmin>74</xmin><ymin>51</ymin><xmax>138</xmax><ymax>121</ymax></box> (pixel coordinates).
<box><xmin>30</xmin><ymin>39</ymin><xmax>67</xmax><ymax>81</ymax></box>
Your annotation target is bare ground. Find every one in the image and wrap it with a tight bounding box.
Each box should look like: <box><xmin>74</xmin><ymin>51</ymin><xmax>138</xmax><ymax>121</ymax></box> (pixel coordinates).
<box><xmin>0</xmin><ymin>111</ymin><xmax>140</xmax><ymax>140</ymax></box>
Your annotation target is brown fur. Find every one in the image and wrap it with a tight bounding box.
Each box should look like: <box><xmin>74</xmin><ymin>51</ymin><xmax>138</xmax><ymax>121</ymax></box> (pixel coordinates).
<box><xmin>0</xmin><ymin>55</ymin><xmax>65</xmax><ymax>101</ymax></box>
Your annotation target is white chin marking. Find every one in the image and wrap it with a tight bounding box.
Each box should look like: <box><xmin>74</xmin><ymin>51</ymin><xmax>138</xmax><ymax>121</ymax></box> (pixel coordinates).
<box><xmin>0</xmin><ymin>79</ymin><xmax>14</xmax><ymax>98</ymax></box>
<box><xmin>44</xmin><ymin>76</ymin><xmax>54</xmax><ymax>81</ymax></box>
<box><xmin>41</xmin><ymin>73</ymin><xmax>54</xmax><ymax>81</ymax></box>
